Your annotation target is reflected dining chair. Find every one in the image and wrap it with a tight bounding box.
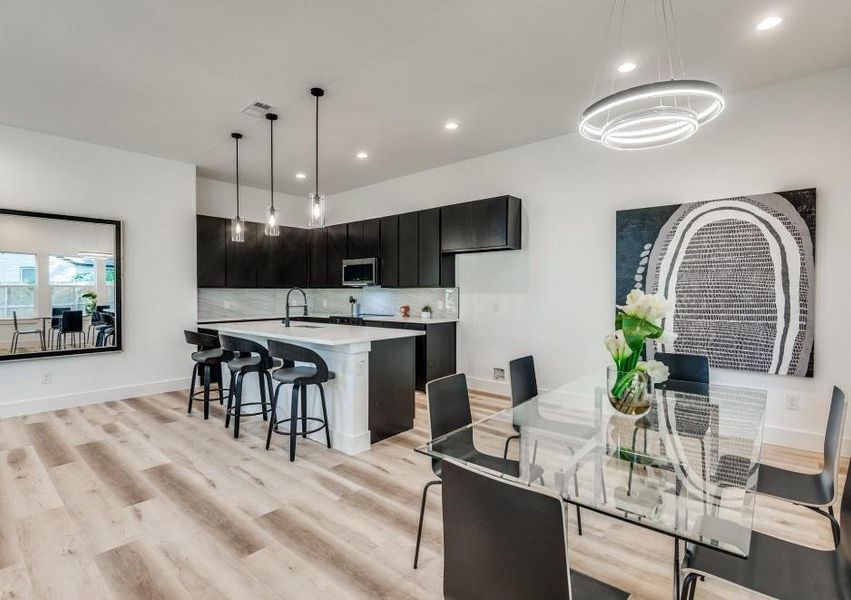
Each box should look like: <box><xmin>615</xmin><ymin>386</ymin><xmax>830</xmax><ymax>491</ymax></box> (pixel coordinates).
<box><xmin>414</xmin><ymin>373</ymin><xmax>530</xmax><ymax>569</ymax></box>
<box><xmin>682</xmin><ymin>447</ymin><xmax>851</xmax><ymax>600</ymax></box>
<box><xmin>56</xmin><ymin>310</ymin><xmax>84</xmax><ymax>349</ymax></box>
<box><xmin>441</xmin><ymin>460</ymin><xmax>630</xmax><ymax>599</ymax></box>
<box><xmin>47</xmin><ymin>307</ymin><xmax>69</xmax><ymax>349</ymax></box>
<box><xmin>10</xmin><ymin>311</ymin><xmax>45</xmax><ymax>353</ymax></box>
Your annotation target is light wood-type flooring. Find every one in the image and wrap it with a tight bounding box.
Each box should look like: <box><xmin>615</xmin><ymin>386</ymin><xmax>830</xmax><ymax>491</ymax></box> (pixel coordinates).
<box><xmin>0</xmin><ymin>388</ymin><xmax>843</xmax><ymax>599</ymax></box>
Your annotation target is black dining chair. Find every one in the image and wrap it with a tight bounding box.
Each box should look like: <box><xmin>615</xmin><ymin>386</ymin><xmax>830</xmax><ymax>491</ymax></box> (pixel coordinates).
<box><xmin>264</xmin><ymin>339</ymin><xmax>334</xmax><ymax>462</ymax></box>
<box><xmin>218</xmin><ymin>334</ymin><xmax>275</xmax><ymax>439</ymax></box>
<box><xmin>441</xmin><ymin>460</ymin><xmax>630</xmax><ymax>599</ymax></box>
<box><xmin>10</xmin><ymin>311</ymin><xmax>45</xmax><ymax>353</ymax></box>
<box><xmin>682</xmin><ymin>446</ymin><xmax>851</xmax><ymax>600</ymax></box>
<box><xmin>56</xmin><ymin>310</ymin><xmax>84</xmax><ymax>349</ymax></box>
<box><xmin>47</xmin><ymin>307</ymin><xmax>69</xmax><ymax>349</ymax></box>
<box><xmin>93</xmin><ymin>313</ymin><xmax>115</xmax><ymax>346</ymax></box>
<box><xmin>503</xmin><ymin>355</ymin><xmax>586</xmax><ymax>535</ymax></box>
<box><xmin>716</xmin><ymin>386</ymin><xmax>847</xmax><ymax>547</ymax></box>
<box><xmin>184</xmin><ymin>330</ymin><xmax>232</xmax><ymax>420</ymax></box>
<box><xmin>414</xmin><ymin>373</ymin><xmax>530</xmax><ymax>569</ymax></box>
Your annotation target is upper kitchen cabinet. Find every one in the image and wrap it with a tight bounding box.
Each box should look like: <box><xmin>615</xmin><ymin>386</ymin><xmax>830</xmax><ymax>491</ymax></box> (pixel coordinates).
<box><xmin>379</xmin><ymin>215</ymin><xmax>399</xmax><ymax>287</ymax></box>
<box><xmin>196</xmin><ymin>215</ymin><xmax>227</xmax><ymax>287</ymax></box>
<box><xmin>347</xmin><ymin>219</ymin><xmax>380</xmax><ymax>259</ymax></box>
<box><xmin>256</xmin><ymin>227</ymin><xmax>285</xmax><ymax>288</ymax></box>
<box><xmin>327</xmin><ymin>223</ymin><xmax>348</xmax><ymax>287</ymax></box>
<box><xmin>226</xmin><ymin>220</ymin><xmax>258</xmax><ymax>288</ymax></box>
<box><xmin>398</xmin><ymin>212</ymin><xmax>419</xmax><ymax>287</ymax></box>
<box><xmin>308</xmin><ymin>227</ymin><xmax>328</xmax><ymax>288</ymax></box>
<box><xmin>440</xmin><ymin>195</ymin><xmax>521</xmax><ymax>253</ymax></box>
<box><xmin>282</xmin><ymin>226</ymin><xmax>309</xmax><ymax>288</ymax></box>
<box><xmin>417</xmin><ymin>208</ymin><xmax>441</xmax><ymax>287</ymax></box>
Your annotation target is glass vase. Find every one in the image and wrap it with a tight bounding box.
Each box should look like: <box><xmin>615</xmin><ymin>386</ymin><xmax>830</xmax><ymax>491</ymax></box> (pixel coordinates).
<box><xmin>607</xmin><ymin>366</ymin><xmax>652</xmax><ymax>417</ymax></box>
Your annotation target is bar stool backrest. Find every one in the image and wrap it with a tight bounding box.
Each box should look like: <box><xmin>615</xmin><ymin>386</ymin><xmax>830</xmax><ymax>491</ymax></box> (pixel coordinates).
<box><xmin>266</xmin><ymin>339</ymin><xmax>329</xmax><ymax>380</ymax></box>
<box><xmin>184</xmin><ymin>330</ymin><xmax>221</xmax><ymax>349</ymax></box>
<box><xmin>219</xmin><ymin>334</ymin><xmax>273</xmax><ymax>368</ymax></box>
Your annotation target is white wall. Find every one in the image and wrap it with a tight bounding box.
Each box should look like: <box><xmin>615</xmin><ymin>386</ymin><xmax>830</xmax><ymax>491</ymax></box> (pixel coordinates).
<box><xmin>0</xmin><ymin>124</ymin><xmax>197</xmax><ymax>416</ymax></box>
<box><xmin>324</xmin><ymin>67</ymin><xmax>851</xmax><ymax>452</ymax></box>
<box><xmin>196</xmin><ymin>176</ymin><xmax>307</xmax><ymax>227</ymax></box>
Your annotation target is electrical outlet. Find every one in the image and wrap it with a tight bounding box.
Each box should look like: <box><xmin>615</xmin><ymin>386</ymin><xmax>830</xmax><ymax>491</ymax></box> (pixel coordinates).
<box><xmin>786</xmin><ymin>395</ymin><xmax>800</xmax><ymax>411</ymax></box>
<box><xmin>41</xmin><ymin>372</ymin><xmax>52</xmax><ymax>385</ymax></box>
<box><xmin>493</xmin><ymin>367</ymin><xmax>505</xmax><ymax>380</ymax></box>
<box><xmin>223</xmin><ymin>300</ymin><xmax>231</xmax><ymax>309</ymax></box>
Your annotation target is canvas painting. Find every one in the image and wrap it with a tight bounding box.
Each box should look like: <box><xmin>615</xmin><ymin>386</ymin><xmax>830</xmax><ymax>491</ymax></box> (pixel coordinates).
<box><xmin>616</xmin><ymin>188</ymin><xmax>816</xmax><ymax>377</ymax></box>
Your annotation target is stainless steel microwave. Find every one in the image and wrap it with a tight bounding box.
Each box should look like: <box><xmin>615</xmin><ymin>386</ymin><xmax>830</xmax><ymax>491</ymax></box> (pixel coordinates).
<box><xmin>342</xmin><ymin>257</ymin><xmax>379</xmax><ymax>287</ymax></box>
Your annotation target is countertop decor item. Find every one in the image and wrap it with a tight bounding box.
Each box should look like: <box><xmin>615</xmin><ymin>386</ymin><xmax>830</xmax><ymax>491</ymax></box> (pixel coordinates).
<box><xmin>580</xmin><ymin>0</ymin><xmax>724</xmax><ymax>150</ymax></box>
<box><xmin>400</xmin><ymin>305</ymin><xmax>410</xmax><ymax>318</ymax></box>
<box><xmin>604</xmin><ymin>290</ymin><xmax>675</xmax><ymax>417</ymax></box>
<box><xmin>420</xmin><ymin>305</ymin><xmax>432</xmax><ymax>319</ymax></box>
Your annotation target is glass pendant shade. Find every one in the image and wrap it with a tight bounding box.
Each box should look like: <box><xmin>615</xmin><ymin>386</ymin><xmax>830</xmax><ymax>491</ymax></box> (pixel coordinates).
<box><xmin>308</xmin><ymin>192</ymin><xmax>325</xmax><ymax>228</ymax></box>
<box><xmin>264</xmin><ymin>206</ymin><xmax>280</xmax><ymax>236</ymax></box>
<box><xmin>231</xmin><ymin>216</ymin><xmax>245</xmax><ymax>242</ymax></box>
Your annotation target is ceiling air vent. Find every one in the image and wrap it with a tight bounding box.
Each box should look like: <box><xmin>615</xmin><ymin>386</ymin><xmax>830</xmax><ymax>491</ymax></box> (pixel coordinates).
<box><xmin>241</xmin><ymin>100</ymin><xmax>272</xmax><ymax>118</ymax></box>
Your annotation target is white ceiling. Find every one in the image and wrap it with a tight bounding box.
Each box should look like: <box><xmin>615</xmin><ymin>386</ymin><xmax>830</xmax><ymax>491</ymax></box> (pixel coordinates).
<box><xmin>2</xmin><ymin>1</ymin><xmax>850</xmax><ymax>195</ymax></box>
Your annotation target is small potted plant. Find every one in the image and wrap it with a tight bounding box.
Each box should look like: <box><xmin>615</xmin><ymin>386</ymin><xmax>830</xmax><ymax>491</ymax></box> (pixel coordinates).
<box><xmin>421</xmin><ymin>305</ymin><xmax>433</xmax><ymax>319</ymax></box>
<box><xmin>80</xmin><ymin>291</ymin><xmax>98</xmax><ymax>315</ymax></box>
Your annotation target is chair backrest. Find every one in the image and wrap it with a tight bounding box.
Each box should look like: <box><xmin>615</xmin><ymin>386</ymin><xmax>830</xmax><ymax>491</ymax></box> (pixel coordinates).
<box><xmin>60</xmin><ymin>310</ymin><xmax>83</xmax><ymax>333</ymax></box>
<box><xmin>96</xmin><ymin>305</ymin><xmax>109</xmax><ymax>311</ymax></box>
<box><xmin>821</xmin><ymin>387</ymin><xmax>847</xmax><ymax>503</ymax></box>
<box><xmin>508</xmin><ymin>355</ymin><xmax>538</xmax><ymax>408</ymax></box>
<box><xmin>442</xmin><ymin>460</ymin><xmax>570</xmax><ymax>599</ymax></box>
<box><xmin>51</xmin><ymin>307</ymin><xmax>69</xmax><ymax>328</ymax></box>
<box><xmin>184</xmin><ymin>330</ymin><xmax>220</xmax><ymax>350</ymax></box>
<box><xmin>427</xmin><ymin>374</ymin><xmax>475</xmax><ymax>475</ymax></box>
<box><xmin>654</xmin><ymin>352</ymin><xmax>710</xmax><ymax>384</ymax></box>
<box><xmin>838</xmin><ymin>454</ymin><xmax>851</xmax><ymax>559</ymax></box>
<box><xmin>266</xmin><ymin>339</ymin><xmax>329</xmax><ymax>380</ymax></box>
<box><xmin>219</xmin><ymin>334</ymin><xmax>272</xmax><ymax>367</ymax></box>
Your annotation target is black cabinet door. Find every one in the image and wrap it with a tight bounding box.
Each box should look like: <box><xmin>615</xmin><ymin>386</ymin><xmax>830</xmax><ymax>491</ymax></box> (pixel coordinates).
<box><xmin>441</xmin><ymin>254</ymin><xmax>456</xmax><ymax>287</ymax></box>
<box><xmin>196</xmin><ymin>215</ymin><xmax>226</xmax><ymax>287</ymax></box>
<box><xmin>440</xmin><ymin>202</ymin><xmax>474</xmax><ymax>252</ymax></box>
<box><xmin>363</xmin><ymin>218</ymin><xmax>380</xmax><ymax>258</ymax></box>
<box><xmin>282</xmin><ymin>226</ymin><xmax>308</xmax><ymax>288</ymax></box>
<box><xmin>347</xmin><ymin>221</ymin><xmax>364</xmax><ymax>258</ymax></box>
<box><xmin>398</xmin><ymin>212</ymin><xmax>419</xmax><ymax>287</ymax></box>
<box><xmin>417</xmin><ymin>208</ymin><xmax>441</xmax><ymax>287</ymax></box>
<box><xmin>226</xmin><ymin>221</ymin><xmax>258</xmax><ymax>288</ymax></box>
<box><xmin>327</xmin><ymin>223</ymin><xmax>348</xmax><ymax>288</ymax></box>
<box><xmin>425</xmin><ymin>322</ymin><xmax>457</xmax><ymax>386</ymax></box>
<box><xmin>379</xmin><ymin>215</ymin><xmax>399</xmax><ymax>287</ymax></box>
<box><xmin>308</xmin><ymin>227</ymin><xmax>328</xmax><ymax>288</ymax></box>
<box><xmin>256</xmin><ymin>228</ymin><xmax>285</xmax><ymax>288</ymax></box>
<box><xmin>472</xmin><ymin>196</ymin><xmax>509</xmax><ymax>249</ymax></box>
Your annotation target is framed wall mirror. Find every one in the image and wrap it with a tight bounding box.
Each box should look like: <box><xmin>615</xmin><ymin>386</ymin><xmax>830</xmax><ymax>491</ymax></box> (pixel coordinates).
<box><xmin>0</xmin><ymin>208</ymin><xmax>122</xmax><ymax>362</ymax></box>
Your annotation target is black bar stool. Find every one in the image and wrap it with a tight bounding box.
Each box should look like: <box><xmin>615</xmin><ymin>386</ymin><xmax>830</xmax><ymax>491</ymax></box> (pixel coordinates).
<box><xmin>184</xmin><ymin>330</ymin><xmax>231</xmax><ymax>419</ymax></box>
<box><xmin>219</xmin><ymin>334</ymin><xmax>275</xmax><ymax>438</ymax></box>
<box><xmin>265</xmin><ymin>340</ymin><xmax>334</xmax><ymax>461</ymax></box>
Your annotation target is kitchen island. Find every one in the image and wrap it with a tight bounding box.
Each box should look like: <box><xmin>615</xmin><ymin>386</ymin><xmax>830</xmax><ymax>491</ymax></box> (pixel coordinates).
<box><xmin>199</xmin><ymin>319</ymin><xmax>423</xmax><ymax>455</ymax></box>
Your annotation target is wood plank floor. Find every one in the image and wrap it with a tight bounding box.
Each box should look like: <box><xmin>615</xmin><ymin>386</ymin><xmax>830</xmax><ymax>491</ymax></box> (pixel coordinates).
<box><xmin>0</xmin><ymin>388</ymin><xmax>842</xmax><ymax>599</ymax></box>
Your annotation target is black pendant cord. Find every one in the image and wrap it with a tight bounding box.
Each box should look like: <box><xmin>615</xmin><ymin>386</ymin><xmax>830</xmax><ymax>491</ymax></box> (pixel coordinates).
<box><xmin>231</xmin><ymin>132</ymin><xmax>242</xmax><ymax>218</ymax></box>
<box><xmin>266</xmin><ymin>113</ymin><xmax>278</xmax><ymax>209</ymax></box>
<box><xmin>314</xmin><ymin>94</ymin><xmax>319</xmax><ymax>197</ymax></box>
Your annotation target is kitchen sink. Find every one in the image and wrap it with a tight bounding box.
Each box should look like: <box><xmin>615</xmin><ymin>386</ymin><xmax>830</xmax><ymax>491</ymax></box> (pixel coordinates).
<box><xmin>288</xmin><ymin>324</ymin><xmax>323</xmax><ymax>329</ymax></box>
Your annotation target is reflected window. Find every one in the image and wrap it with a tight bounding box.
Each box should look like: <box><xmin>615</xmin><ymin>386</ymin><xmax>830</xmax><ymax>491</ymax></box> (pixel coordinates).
<box><xmin>0</xmin><ymin>252</ymin><xmax>37</xmax><ymax>318</ymax></box>
<box><xmin>49</xmin><ymin>255</ymin><xmax>95</xmax><ymax>311</ymax></box>
<box><xmin>106</xmin><ymin>259</ymin><xmax>116</xmax><ymax>309</ymax></box>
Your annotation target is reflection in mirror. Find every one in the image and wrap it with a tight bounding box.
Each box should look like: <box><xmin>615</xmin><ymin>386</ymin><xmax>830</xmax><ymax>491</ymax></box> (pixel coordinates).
<box><xmin>0</xmin><ymin>210</ymin><xmax>121</xmax><ymax>360</ymax></box>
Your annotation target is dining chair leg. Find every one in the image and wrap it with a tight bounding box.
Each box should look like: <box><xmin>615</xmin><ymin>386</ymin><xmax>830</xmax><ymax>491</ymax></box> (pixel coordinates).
<box><xmin>502</xmin><ymin>434</ymin><xmax>520</xmax><ymax>459</ymax></box>
<box><xmin>317</xmin><ymin>383</ymin><xmax>332</xmax><ymax>448</ymax></box>
<box><xmin>672</xmin><ymin>539</ymin><xmax>681</xmax><ymax>600</ymax></box>
<box><xmin>39</xmin><ymin>331</ymin><xmax>46</xmax><ymax>351</ymax></box>
<box><xmin>413</xmin><ymin>479</ymin><xmax>442</xmax><ymax>569</ymax></box>
<box><xmin>10</xmin><ymin>332</ymin><xmax>18</xmax><ymax>354</ymax></box>
<box><xmin>289</xmin><ymin>384</ymin><xmax>300</xmax><ymax>461</ymax></box>
<box><xmin>680</xmin><ymin>572</ymin><xmax>698</xmax><ymax>600</ymax></box>
<box><xmin>806</xmin><ymin>505</ymin><xmax>841</xmax><ymax>547</ymax></box>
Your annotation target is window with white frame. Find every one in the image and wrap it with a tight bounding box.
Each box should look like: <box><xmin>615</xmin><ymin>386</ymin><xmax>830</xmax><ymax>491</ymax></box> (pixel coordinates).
<box><xmin>0</xmin><ymin>252</ymin><xmax>37</xmax><ymax>319</ymax></box>
<box><xmin>105</xmin><ymin>259</ymin><xmax>116</xmax><ymax>309</ymax></box>
<box><xmin>49</xmin><ymin>255</ymin><xmax>96</xmax><ymax>311</ymax></box>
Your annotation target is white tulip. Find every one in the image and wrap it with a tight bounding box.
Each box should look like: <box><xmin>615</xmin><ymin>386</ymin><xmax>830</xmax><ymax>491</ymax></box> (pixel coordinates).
<box><xmin>604</xmin><ymin>330</ymin><xmax>633</xmax><ymax>360</ymax></box>
<box><xmin>656</xmin><ymin>329</ymin><xmax>678</xmax><ymax>345</ymax></box>
<box><xmin>625</xmin><ymin>289</ymin><xmax>645</xmax><ymax>307</ymax></box>
<box><xmin>638</xmin><ymin>359</ymin><xmax>670</xmax><ymax>384</ymax></box>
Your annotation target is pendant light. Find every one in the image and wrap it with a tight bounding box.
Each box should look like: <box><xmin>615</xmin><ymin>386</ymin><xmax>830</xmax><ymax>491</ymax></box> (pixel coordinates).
<box><xmin>264</xmin><ymin>113</ymin><xmax>280</xmax><ymax>236</ymax></box>
<box><xmin>580</xmin><ymin>0</ymin><xmax>724</xmax><ymax>150</ymax></box>
<box><xmin>230</xmin><ymin>132</ymin><xmax>245</xmax><ymax>242</ymax></box>
<box><xmin>307</xmin><ymin>87</ymin><xmax>326</xmax><ymax>228</ymax></box>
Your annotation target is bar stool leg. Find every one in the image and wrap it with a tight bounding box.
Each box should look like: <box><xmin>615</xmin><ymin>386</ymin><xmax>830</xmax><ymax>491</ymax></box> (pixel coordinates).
<box><xmin>289</xmin><ymin>384</ymin><xmax>300</xmax><ymax>461</ymax></box>
<box><xmin>215</xmin><ymin>364</ymin><xmax>225</xmax><ymax>404</ymax></box>
<box><xmin>225</xmin><ymin>369</ymin><xmax>236</xmax><ymax>429</ymax></box>
<box><xmin>188</xmin><ymin>362</ymin><xmax>200</xmax><ymax>414</ymax></box>
<box><xmin>258</xmin><ymin>371</ymin><xmax>268</xmax><ymax>422</ymax></box>
<box><xmin>300</xmin><ymin>385</ymin><xmax>309</xmax><ymax>439</ymax></box>
<box><xmin>318</xmin><ymin>383</ymin><xmax>331</xmax><ymax>449</ymax></box>
<box><xmin>202</xmin><ymin>364</ymin><xmax>211</xmax><ymax>420</ymax></box>
<box><xmin>233</xmin><ymin>372</ymin><xmax>244</xmax><ymax>438</ymax></box>
<box><xmin>266</xmin><ymin>382</ymin><xmax>284</xmax><ymax>450</ymax></box>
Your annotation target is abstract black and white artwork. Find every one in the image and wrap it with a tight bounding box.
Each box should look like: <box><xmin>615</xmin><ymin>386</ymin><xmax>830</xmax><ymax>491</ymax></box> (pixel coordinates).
<box><xmin>616</xmin><ymin>188</ymin><xmax>816</xmax><ymax>377</ymax></box>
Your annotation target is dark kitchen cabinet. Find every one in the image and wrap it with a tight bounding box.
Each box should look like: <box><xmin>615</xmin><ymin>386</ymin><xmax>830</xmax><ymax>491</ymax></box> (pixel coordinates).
<box><xmin>379</xmin><ymin>215</ymin><xmax>399</xmax><ymax>287</ymax></box>
<box><xmin>385</xmin><ymin>320</ymin><xmax>457</xmax><ymax>391</ymax></box>
<box><xmin>398</xmin><ymin>212</ymin><xmax>419</xmax><ymax>287</ymax></box>
<box><xmin>196</xmin><ymin>215</ymin><xmax>226</xmax><ymax>287</ymax></box>
<box><xmin>308</xmin><ymin>227</ymin><xmax>328</xmax><ymax>288</ymax></box>
<box><xmin>441</xmin><ymin>195</ymin><xmax>521</xmax><ymax>253</ymax></box>
<box><xmin>441</xmin><ymin>254</ymin><xmax>456</xmax><ymax>287</ymax></box>
<box><xmin>256</xmin><ymin>228</ymin><xmax>284</xmax><ymax>288</ymax></box>
<box><xmin>347</xmin><ymin>221</ymin><xmax>364</xmax><ymax>258</ymax></box>
<box><xmin>282</xmin><ymin>226</ymin><xmax>308</xmax><ymax>288</ymax></box>
<box><xmin>347</xmin><ymin>219</ymin><xmax>380</xmax><ymax>259</ymax></box>
<box><xmin>327</xmin><ymin>223</ymin><xmax>348</xmax><ymax>287</ymax></box>
<box><xmin>226</xmin><ymin>220</ymin><xmax>258</xmax><ymax>288</ymax></box>
<box><xmin>417</xmin><ymin>208</ymin><xmax>441</xmax><ymax>287</ymax></box>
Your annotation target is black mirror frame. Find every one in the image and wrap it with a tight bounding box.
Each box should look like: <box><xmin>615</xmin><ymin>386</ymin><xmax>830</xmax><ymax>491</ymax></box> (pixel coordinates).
<box><xmin>0</xmin><ymin>208</ymin><xmax>122</xmax><ymax>362</ymax></box>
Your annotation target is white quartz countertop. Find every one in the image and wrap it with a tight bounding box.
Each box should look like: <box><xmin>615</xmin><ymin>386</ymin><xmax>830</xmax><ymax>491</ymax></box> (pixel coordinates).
<box><xmin>200</xmin><ymin>319</ymin><xmax>425</xmax><ymax>347</ymax></box>
<box><xmin>197</xmin><ymin>314</ymin><xmax>459</xmax><ymax>325</ymax></box>
<box><xmin>361</xmin><ymin>315</ymin><xmax>458</xmax><ymax>324</ymax></box>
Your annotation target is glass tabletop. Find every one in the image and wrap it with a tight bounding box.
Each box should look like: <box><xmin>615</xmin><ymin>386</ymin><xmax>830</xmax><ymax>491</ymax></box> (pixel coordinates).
<box><xmin>416</xmin><ymin>376</ymin><xmax>768</xmax><ymax>558</ymax></box>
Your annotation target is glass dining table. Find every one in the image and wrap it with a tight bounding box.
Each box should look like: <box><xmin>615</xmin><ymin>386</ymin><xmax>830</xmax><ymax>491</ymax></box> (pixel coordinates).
<box><xmin>417</xmin><ymin>374</ymin><xmax>768</xmax><ymax>600</ymax></box>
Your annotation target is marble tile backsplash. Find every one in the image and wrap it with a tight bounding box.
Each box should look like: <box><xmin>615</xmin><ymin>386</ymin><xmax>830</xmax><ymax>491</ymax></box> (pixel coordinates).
<box><xmin>198</xmin><ymin>287</ymin><xmax>459</xmax><ymax>322</ymax></box>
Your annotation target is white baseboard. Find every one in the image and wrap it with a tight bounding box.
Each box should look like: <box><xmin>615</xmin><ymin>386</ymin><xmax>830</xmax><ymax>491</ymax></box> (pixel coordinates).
<box><xmin>467</xmin><ymin>376</ymin><xmax>510</xmax><ymax>396</ymax></box>
<box><xmin>0</xmin><ymin>377</ymin><xmax>188</xmax><ymax>419</ymax></box>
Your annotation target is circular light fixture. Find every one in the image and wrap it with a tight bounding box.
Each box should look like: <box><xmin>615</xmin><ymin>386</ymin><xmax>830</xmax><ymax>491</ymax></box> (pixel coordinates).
<box><xmin>756</xmin><ymin>16</ymin><xmax>782</xmax><ymax>31</ymax></box>
<box><xmin>580</xmin><ymin>80</ymin><xmax>724</xmax><ymax>151</ymax></box>
<box><xmin>295</xmin><ymin>172</ymin><xmax>307</xmax><ymax>179</ymax></box>
<box><xmin>356</xmin><ymin>151</ymin><xmax>369</xmax><ymax>159</ymax></box>
<box><xmin>617</xmin><ymin>61</ymin><xmax>636</xmax><ymax>73</ymax></box>
<box><xmin>444</xmin><ymin>121</ymin><xmax>459</xmax><ymax>130</ymax></box>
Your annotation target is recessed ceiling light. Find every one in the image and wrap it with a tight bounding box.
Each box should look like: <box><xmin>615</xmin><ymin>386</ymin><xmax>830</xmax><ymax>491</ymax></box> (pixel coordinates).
<box><xmin>756</xmin><ymin>16</ymin><xmax>782</xmax><ymax>31</ymax></box>
<box><xmin>617</xmin><ymin>62</ymin><xmax>636</xmax><ymax>73</ymax></box>
<box><xmin>444</xmin><ymin>121</ymin><xmax>459</xmax><ymax>130</ymax></box>
<box><xmin>295</xmin><ymin>172</ymin><xmax>307</xmax><ymax>179</ymax></box>
<box><xmin>356</xmin><ymin>151</ymin><xmax>369</xmax><ymax>159</ymax></box>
